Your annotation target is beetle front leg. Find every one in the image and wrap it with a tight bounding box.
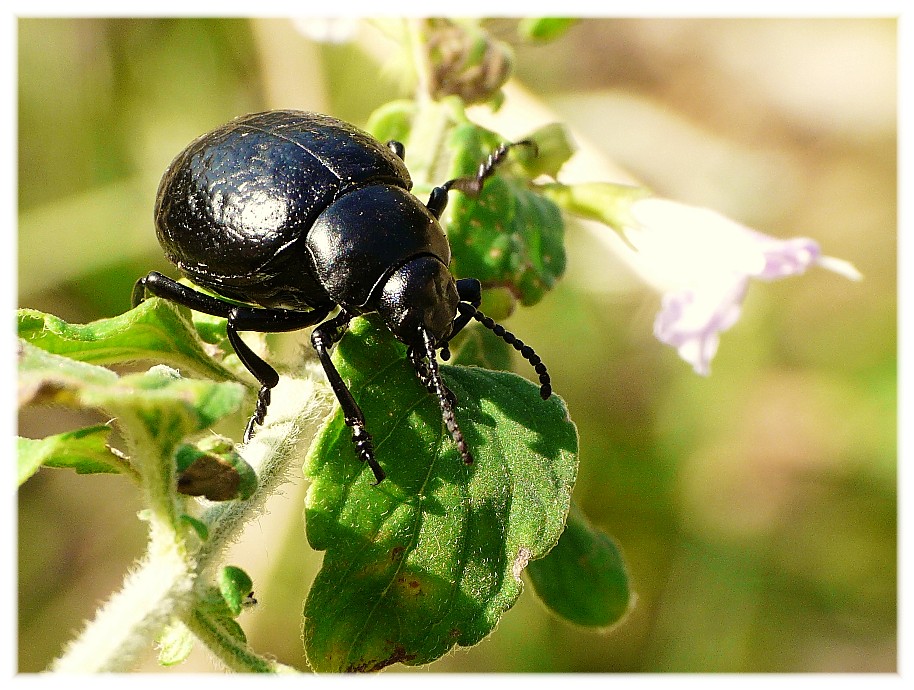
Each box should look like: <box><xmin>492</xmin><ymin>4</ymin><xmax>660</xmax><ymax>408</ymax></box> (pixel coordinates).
<box><xmin>310</xmin><ymin>311</ymin><xmax>385</xmax><ymax>484</ymax></box>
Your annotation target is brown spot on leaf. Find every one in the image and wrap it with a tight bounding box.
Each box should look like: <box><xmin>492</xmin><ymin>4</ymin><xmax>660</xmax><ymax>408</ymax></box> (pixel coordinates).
<box><xmin>347</xmin><ymin>644</ymin><xmax>417</xmax><ymax>673</ymax></box>
<box><xmin>176</xmin><ymin>454</ymin><xmax>241</xmax><ymax>501</ymax></box>
<box><xmin>512</xmin><ymin>546</ymin><xmax>533</xmax><ymax>582</ymax></box>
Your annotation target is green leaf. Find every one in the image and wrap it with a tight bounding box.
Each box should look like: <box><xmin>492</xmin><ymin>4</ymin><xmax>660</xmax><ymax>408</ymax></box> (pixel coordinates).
<box><xmin>18</xmin><ymin>339</ymin><xmax>246</xmax><ymax>451</ymax></box>
<box><xmin>444</xmin><ymin>123</ymin><xmax>566</xmax><ymax>307</ymax></box>
<box><xmin>519</xmin><ymin>122</ymin><xmax>576</xmax><ymax>179</ymax></box>
<box><xmin>517</xmin><ymin>18</ymin><xmax>577</xmax><ymax>42</ymax></box>
<box><xmin>526</xmin><ymin>502</ymin><xmax>633</xmax><ymax>628</ymax></box>
<box><xmin>218</xmin><ymin>566</ymin><xmax>255</xmax><ymax>617</ymax></box>
<box><xmin>18</xmin><ymin>337</ymin><xmax>118</xmax><ymax>408</ymax></box>
<box><xmin>89</xmin><ymin>368</ymin><xmax>246</xmax><ymax>458</ymax></box>
<box><xmin>180</xmin><ymin>514</ymin><xmax>210</xmax><ymax>541</ymax></box>
<box><xmin>17</xmin><ymin>300</ymin><xmax>237</xmax><ymax>383</ymax></box>
<box><xmin>364</xmin><ymin>99</ymin><xmax>418</xmax><ymax>147</ymax></box>
<box><xmin>190</xmin><ymin>599</ymin><xmax>249</xmax><ymax>645</ymax></box>
<box><xmin>302</xmin><ymin>316</ymin><xmax>578</xmax><ymax>672</ymax></box>
<box><xmin>17</xmin><ymin>424</ymin><xmax>126</xmax><ymax>486</ymax></box>
<box><xmin>447</xmin><ymin>324</ymin><xmax>513</xmax><ymax>371</ymax></box>
<box><xmin>157</xmin><ymin>620</ymin><xmax>196</xmax><ymax>667</ymax></box>
<box><xmin>175</xmin><ymin>437</ymin><xmax>257</xmax><ymax>501</ymax></box>
<box><xmin>538</xmin><ymin>181</ymin><xmax>651</xmax><ymax>233</ymax></box>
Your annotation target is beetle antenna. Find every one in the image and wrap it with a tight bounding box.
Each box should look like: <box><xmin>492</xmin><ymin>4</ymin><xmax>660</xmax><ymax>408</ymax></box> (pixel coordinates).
<box><xmin>419</xmin><ymin>328</ymin><xmax>474</xmax><ymax>466</ymax></box>
<box><xmin>456</xmin><ymin>303</ymin><xmax>552</xmax><ymax>400</ymax></box>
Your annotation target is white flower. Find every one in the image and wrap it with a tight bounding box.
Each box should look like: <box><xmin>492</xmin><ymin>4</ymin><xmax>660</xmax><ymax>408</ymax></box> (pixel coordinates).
<box><xmin>621</xmin><ymin>198</ymin><xmax>861</xmax><ymax>375</ymax></box>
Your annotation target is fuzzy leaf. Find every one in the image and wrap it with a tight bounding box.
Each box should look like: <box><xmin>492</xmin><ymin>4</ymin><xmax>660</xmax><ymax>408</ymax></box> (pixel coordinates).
<box><xmin>444</xmin><ymin>124</ymin><xmax>566</xmax><ymax>306</ymax></box>
<box><xmin>218</xmin><ymin>566</ymin><xmax>255</xmax><ymax>617</ymax></box>
<box><xmin>18</xmin><ymin>339</ymin><xmax>246</xmax><ymax>450</ymax></box>
<box><xmin>157</xmin><ymin>621</ymin><xmax>196</xmax><ymax>667</ymax></box>
<box><xmin>302</xmin><ymin>316</ymin><xmax>578</xmax><ymax>672</ymax></box>
<box><xmin>17</xmin><ymin>425</ymin><xmax>124</xmax><ymax>486</ymax></box>
<box><xmin>17</xmin><ymin>301</ymin><xmax>236</xmax><ymax>383</ymax></box>
<box><xmin>526</xmin><ymin>502</ymin><xmax>632</xmax><ymax>628</ymax></box>
<box><xmin>364</xmin><ymin>99</ymin><xmax>418</xmax><ymax>148</ymax></box>
<box><xmin>538</xmin><ymin>181</ymin><xmax>650</xmax><ymax>232</ymax></box>
<box><xmin>516</xmin><ymin>18</ymin><xmax>577</xmax><ymax>42</ymax></box>
<box><xmin>175</xmin><ymin>437</ymin><xmax>257</xmax><ymax>501</ymax></box>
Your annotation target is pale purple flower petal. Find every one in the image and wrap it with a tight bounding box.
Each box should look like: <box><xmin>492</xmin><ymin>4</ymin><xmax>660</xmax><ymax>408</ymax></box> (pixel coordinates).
<box><xmin>753</xmin><ymin>235</ymin><xmax>820</xmax><ymax>280</ymax></box>
<box><xmin>620</xmin><ymin>197</ymin><xmax>860</xmax><ymax>375</ymax></box>
<box><xmin>653</xmin><ymin>276</ymin><xmax>748</xmax><ymax>376</ymax></box>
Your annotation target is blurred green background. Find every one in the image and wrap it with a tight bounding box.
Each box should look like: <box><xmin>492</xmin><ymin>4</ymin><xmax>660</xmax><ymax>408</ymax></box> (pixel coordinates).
<box><xmin>17</xmin><ymin>18</ymin><xmax>896</xmax><ymax>672</ymax></box>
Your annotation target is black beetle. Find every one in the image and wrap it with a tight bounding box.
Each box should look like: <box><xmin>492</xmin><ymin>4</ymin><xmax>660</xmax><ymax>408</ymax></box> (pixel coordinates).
<box><xmin>133</xmin><ymin>110</ymin><xmax>552</xmax><ymax>484</ymax></box>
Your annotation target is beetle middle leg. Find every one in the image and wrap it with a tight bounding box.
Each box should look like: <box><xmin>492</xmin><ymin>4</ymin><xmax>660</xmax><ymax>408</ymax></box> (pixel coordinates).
<box><xmin>310</xmin><ymin>311</ymin><xmax>385</xmax><ymax>484</ymax></box>
<box><xmin>132</xmin><ymin>271</ymin><xmax>331</xmax><ymax>441</ymax></box>
<box><xmin>226</xmin><ymin>307</ymin><xmax>330</xmax><ymax>442</ymax></box>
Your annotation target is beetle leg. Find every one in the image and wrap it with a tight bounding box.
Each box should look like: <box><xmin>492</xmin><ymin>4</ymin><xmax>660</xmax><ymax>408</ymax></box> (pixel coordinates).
<box><xmin>408</xmin><ymin>346</ymin><xmax>458</xmax><ymax>407</ymax></box>
<box><xmin>132</xmin><ymin>271</ymin><xmax>333</xmax><ymax>440</ymax></box>
<box><xmin>418</xmin><ymin>328</ymin><xmax>473</xmax><ymax>465</ymax></box>
<box><xmin>132</xmin><ymin>271</ymin><xmax>235</xmax><ymax>315</ymax></box>
<box><xmin>426</xmin><ymin>187</ymin><xmax>450</xmax><ymax>219</ymax></box>
<box><xmin>223</xmin><ymin>306</ymin><xmax>326</xmax><ymax>442</ymax></box>
<box><xmin>310</xmin><ymin>311</ymin><xmax>385</xmax><ymax>484</ymax></box>
<box><xmin>231</xmin><ymin>306</ymin><xmax>334</xmax><ymax>441</ymax></box>
<box><xmin>225</xmin><ymin>312</ymin><xmax>280</xmax><ymax>443</ymax></box>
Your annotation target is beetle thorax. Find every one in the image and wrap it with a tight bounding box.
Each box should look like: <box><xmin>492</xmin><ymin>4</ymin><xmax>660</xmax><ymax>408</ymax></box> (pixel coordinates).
<box><xmin>305</xmin><ymin>184</ymin><xmax>453</xmax><ymax>314</ymax></box>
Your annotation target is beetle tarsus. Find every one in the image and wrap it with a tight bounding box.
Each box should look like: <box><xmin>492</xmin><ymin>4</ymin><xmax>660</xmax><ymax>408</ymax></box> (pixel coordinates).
<box><xmin>311</xmin><ymin>312</ymin><xmax>388</xmax><ymax>483</ymax></box>
<box><xmin>417</xmin><ymin>328</ymin><xmax>474</xmax><ymax>466</ymax></box>
<box><xmin>352</xmin><ymin>426</ymin><xmax>384</xmax><ymax>484</ymax></box>
<box><xmin>243</xmin><ymin>386</ymin><xmax>271</xmax><ymax>442</ymax></box>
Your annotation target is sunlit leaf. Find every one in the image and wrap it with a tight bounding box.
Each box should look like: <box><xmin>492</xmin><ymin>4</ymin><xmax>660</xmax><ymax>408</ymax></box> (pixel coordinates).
<box><xmin>538</xmin><ymin>181</ymin><xmax>650</xmax><ymax>232</ymax></box>
<box><xmin>516</xmin><ymin>18</ymin><xmax>578</xmax><ymax>42</ymax></box>
<box><xmin>17</xmin><ymin>424</ymin><xmax>125</xmax><ymax>486</ymax></box>
<box><xmin>444</xmin><ymin>124</ymin><xmax>566</xmax><ymax>306</ymax></box>
<box><xmin>218</xmin><ymin>566</ymin><xmax>255</xmax><ymax>617</ymax></box>
<box><xmin>175</xmin><ymin>437</ymin><xmax>257</xmax><ymax>501</ymax></box>
<box><xmin>526</xmin><ymin>502</ymin><xmax>632</xmax><ymax>627</ymax></box>
<box><xmin>17</xmin><ymin>301</ymin><xmax>237</xmax><ymax>383</ymax></box>
<box><xmin>18</xmin><ymin>339</ymin><xmax>246</xmax><ymax>453</ymax></box>
<box><xmin>302</xmin><ymin>316</ymin><xmax>578</xmax><ymax>672</ymax></box>
<box><xmin>157</xmin><ymin>620</ymin><xmax>196</xmax><ymax>667</ymax></box>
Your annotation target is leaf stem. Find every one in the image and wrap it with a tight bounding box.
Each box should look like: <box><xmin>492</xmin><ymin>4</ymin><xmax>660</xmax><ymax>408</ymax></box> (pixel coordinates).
<box><xmin>50</xmin><ymin>373</ymin><xmax>333</xmax><ymax>672</ymax></box>
<box><xmin>50</xmin><ymin>537</ymin><xmax>194</xmax><ymax>672</ymax></box>
<box><xmin>183</xmin><ymin>606</ymin><xmax>289</xmax><ymax>673</ymax></box>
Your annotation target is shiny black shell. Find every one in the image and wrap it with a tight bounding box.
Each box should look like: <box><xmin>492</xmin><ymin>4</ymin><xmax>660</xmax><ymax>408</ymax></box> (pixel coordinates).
<box><xmin>154</xmin><ymin>110</ymin><xmax>448</xmax><ymax>311</ymax></box>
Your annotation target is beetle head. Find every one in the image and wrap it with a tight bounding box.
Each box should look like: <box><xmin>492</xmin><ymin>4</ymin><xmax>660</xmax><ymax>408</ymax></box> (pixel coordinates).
<box><xmin>377</xmin><ymin>255</ymin><xmax>459</xmax><ymax>348</ymax></box>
